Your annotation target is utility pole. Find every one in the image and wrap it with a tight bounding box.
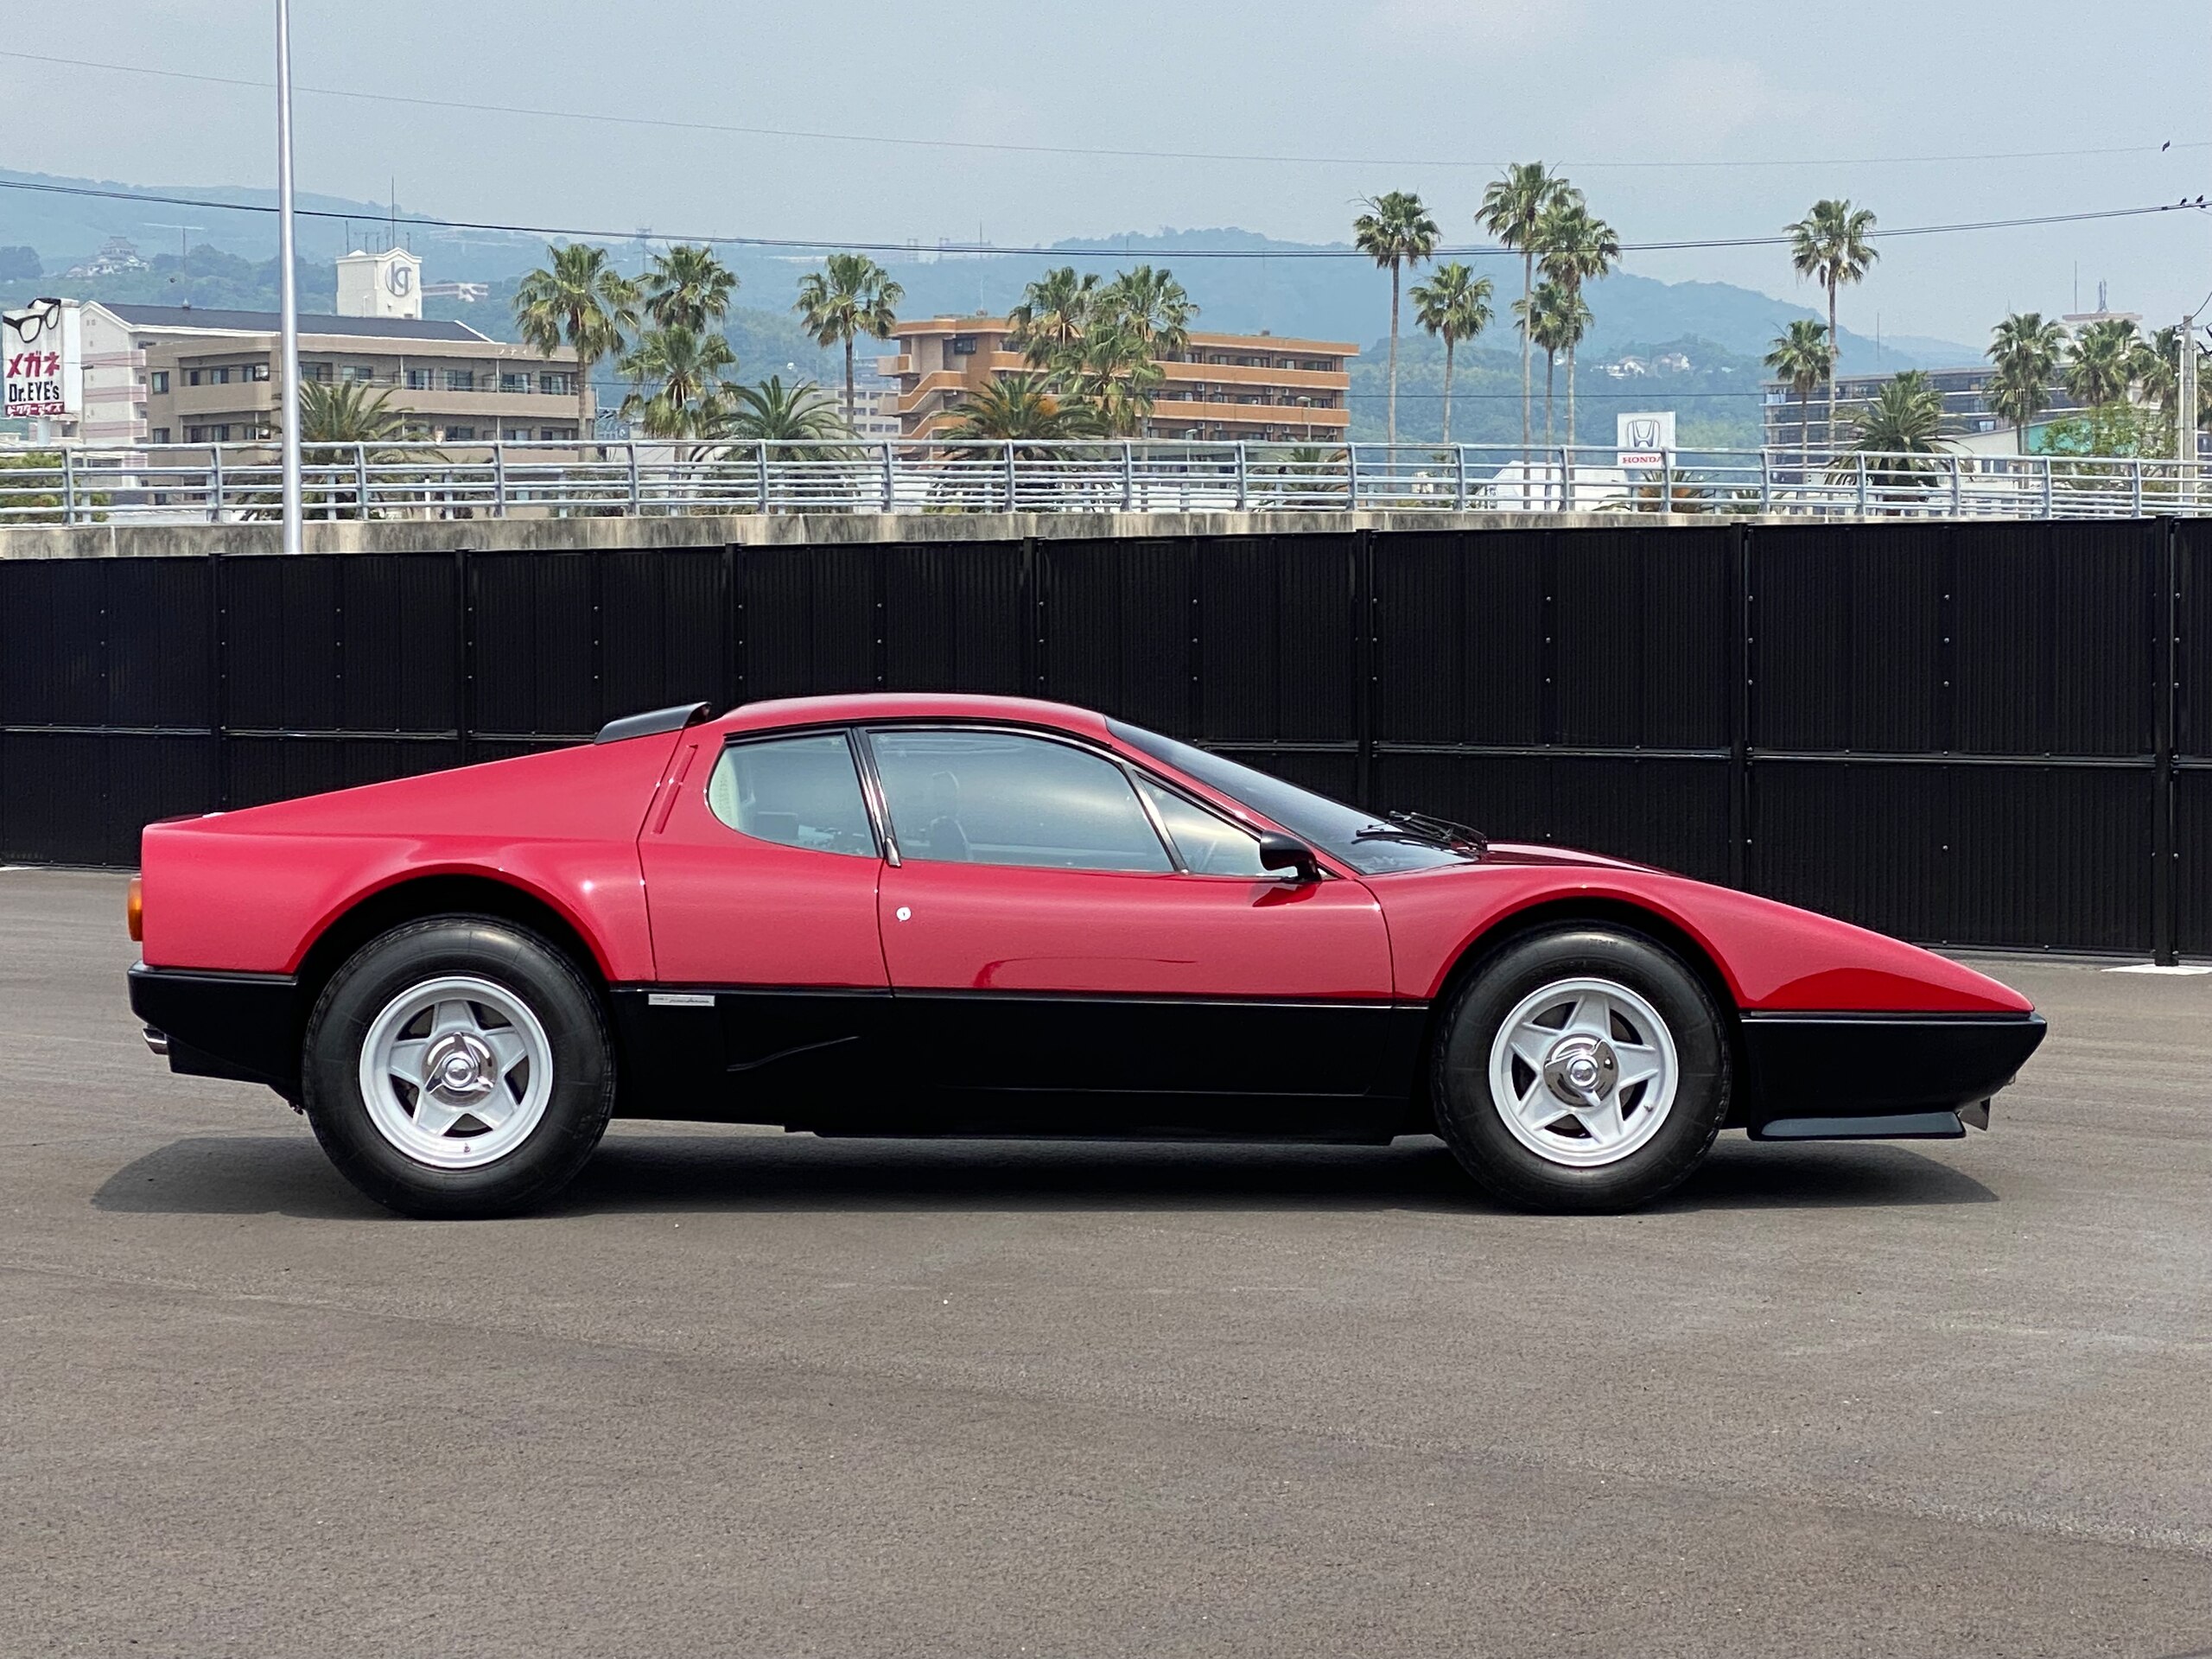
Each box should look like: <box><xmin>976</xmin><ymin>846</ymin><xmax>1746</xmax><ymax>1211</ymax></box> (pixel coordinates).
<box><xmin>276</xmin><ymin>0</ymin><xmax>302</xmax><ymax>554</ymax></box>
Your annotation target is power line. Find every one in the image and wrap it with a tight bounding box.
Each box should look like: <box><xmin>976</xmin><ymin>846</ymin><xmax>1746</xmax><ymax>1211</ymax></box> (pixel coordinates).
<box><xmin>0</xmin><ymin>175</ymin><xmax>2202</xmax><ymax>263</ymax></box>
<box><xmin>4</xmin><ymin>48</ymin><xmax>2208</xmax><ymax>175</ymax></box>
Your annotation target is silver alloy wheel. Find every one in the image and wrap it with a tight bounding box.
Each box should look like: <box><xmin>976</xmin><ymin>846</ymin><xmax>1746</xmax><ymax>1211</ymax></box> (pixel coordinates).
<box><xmin>1486</xmin><ymin>976</ymin><xmax>1680</xmax><ymax>1169</ymax></box>
<box><xmin>357</xmin><ymin>975</ymin><xmax>553</xmax><ymax>1170</ymax></box>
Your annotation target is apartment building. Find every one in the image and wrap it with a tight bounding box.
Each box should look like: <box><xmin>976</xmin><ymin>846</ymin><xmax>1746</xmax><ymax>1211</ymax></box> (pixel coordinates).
<box><xmin>882</xmin><ymin>316</ymin><xmax>1355</xmax><ymax>440</ymax></box>
<box><xmin>74</xmin><ymin>302</ymin><xmax>588</xmax><ymax>448</ymax></box>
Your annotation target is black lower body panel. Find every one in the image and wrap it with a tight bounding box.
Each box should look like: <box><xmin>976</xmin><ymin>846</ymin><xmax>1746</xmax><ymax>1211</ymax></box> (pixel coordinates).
<box><xmin>128</xmin><ymin>963</ymin><xmax>303</xmax><ymax>1094</ymax></box>
<box><xmin>609</xmin><ymin>985</ymin><xmax>1430</xmax><ymax>1141</ymax></box>
<box><xmin>1737</xmin><ymin>1012</ymin><xmax>2046</xmax><ymax>1137</ymax></box>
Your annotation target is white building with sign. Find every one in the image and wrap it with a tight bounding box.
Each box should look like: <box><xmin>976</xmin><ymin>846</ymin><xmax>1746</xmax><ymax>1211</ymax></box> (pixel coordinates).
<box><xmin>336</xmin><ymin>247</ymin><xmax>423</xmax><ymax>321</ymax></box>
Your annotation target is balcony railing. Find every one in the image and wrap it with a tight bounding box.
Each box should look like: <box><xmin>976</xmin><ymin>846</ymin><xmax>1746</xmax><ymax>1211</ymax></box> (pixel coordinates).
<box><xmin>1</xmin><ymin>439</ymin><xmax>2205</xmax><ymax>525</ymax></box>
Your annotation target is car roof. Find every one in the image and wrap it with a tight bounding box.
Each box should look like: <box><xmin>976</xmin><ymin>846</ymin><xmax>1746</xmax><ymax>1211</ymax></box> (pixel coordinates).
<box><xmin>712</xmin><ymin>692</ymin><xmax>1115</xmax><ymax>741</ymax></box>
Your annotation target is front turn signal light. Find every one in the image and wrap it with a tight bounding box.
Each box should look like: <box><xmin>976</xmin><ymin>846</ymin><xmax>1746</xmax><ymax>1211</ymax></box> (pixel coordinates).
<box><xmin>126</xmin><ymin>876</ymin><xmax>143</xmax><ymax>943</ymax></box>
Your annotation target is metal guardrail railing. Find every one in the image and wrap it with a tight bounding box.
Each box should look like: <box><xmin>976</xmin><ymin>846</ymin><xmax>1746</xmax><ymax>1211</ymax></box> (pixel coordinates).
<box><xmin>1</xmin><ymin>438</ymin><xmax>2204</xmax><ymax>524</ymax></box>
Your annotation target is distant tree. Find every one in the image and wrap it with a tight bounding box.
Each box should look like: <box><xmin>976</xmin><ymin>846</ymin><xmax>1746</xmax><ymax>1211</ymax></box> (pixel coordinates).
<box><xmin>1096</xmin><ymin>264</ymin><xmax>1197</xmax><ymax>361</ymax></box>
<box><xmin>1764</xmin><ymin>318</ymin><xmax>1835</xmax><ymax>477</ymax></box>
<box><xmin>296</xmin><ymin>378</ymin><xmax>405</xmax><ymax>446</ymax></box>
<box><xmin>715</xmin><ymin>376</ymin><xmax>847</xmax><ymax>442</ymax></box>
<box><xmin>1845</xmin><ymin>370</ymin><xmax>1948</xmax><ymax>499</ymax></box>
<box><xmin>516</xmin><ymin>245</ymin><xmax>639</xmax><ymax>448</ymax></box>
<box><xmin>1535</xmin><ymin>200</ymin><xmax>1620</xmax><ymax>449</ymax></box>
<box><xmin>1788</xmin><ymin>199</ymin><xmax>1879</xmax><ymax>452</ymax></box>
<box><xmin>2063</xmin><ymin>317</ymin><xmax>2141</xmax><ymax>409</ymax></box>
<box><xmin>1408</xmin><ymin>262</ymin><xmax>1495</xmax><ymax>444</ymax></box>
<box><xmin>1478</xmin><ymin>162</ymin><xmax>1576</xmax><ymax>457</ymax></box>
<box><xmin>1518</xmin><ymin>281</ymin><xmax>1586</xmax><ymax>453</ymax></box>
<box><xmin>1984</xmin><ymin>313</ymin><xmax>2067</xmax><ymax>454</ymax></box>
<box><xmin>0</xmin><ymin>246</ymin><xmax>40</xmax><ymax>282</ymax></box>
<box><xmin>794</xmin><ymin>252</ymin><xmax>905</xmax><ymax>433</ymax></box>
<box><xmin>1352</xmin><ymin>191</ymin><xmax>1441</xmax><ymax>444</ymax></box>
<box><xmin>1065</xmin><ymin>323</ymin><xmax>1165</xmax><ymax>436</ymax></box>
<box><xmin>641</xmin><ymin>244</ymin><xmax>737</xmax><ymax>335</ymax></box>
<box><xmin>945</xmin><ymin>372</ymin><xmax>1101</xmax><ymax>440</ymax></box>
<box><xmin>1007</xmin><ymin>266</ymin><xmax>1101</xmax><ymax>368</ymax></box>
<box><xmin>618</xmin><ymin>323</ymin><xmax>738</xmax><ymax>439</ymax></box>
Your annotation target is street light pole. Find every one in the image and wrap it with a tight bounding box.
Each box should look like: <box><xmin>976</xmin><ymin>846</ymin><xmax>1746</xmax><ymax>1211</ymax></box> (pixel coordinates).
<box><xmin>2180</xmin><ymin>311</ymin><xmax>2199</xmax><ymax>512</ymax></box>
<box><xmin>276</xmin><ymin>0</ymin><xmax>302</xmax><ymax>554</ymax></box>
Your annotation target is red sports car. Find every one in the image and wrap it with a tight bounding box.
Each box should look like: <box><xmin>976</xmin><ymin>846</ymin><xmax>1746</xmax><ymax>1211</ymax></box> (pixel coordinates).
<box><xmin>127</xmin><ymin>694</ymin><xmax>2045</xmax><ymax>1217</ymax></box>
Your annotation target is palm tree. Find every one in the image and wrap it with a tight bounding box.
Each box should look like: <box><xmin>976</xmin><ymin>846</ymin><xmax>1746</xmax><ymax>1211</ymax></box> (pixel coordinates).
<box><xmin>514</xmin><ymin>243</ymin><xmax>639</xmax><ymax>446</ymax></box>
<box><xmin>296</xmin><ymin>378</ymin><xmax>404</xmax><ymax>445</ymax></box>
<box><xmin>715</xmin><ymin>376</ymin><xmax>847</xmax><ymax>442</ymax></box>
<box><xmin>1065</xmin><ymin>322</ymin><xmax>1165</xmax><ymax>436</ymax></box>
<box><xmin>1478</xmin><ymin>162</ymin><xmax>1575</xmax><ymax>458</ymax></box>
<box><xmin>1007</xmin><ymin>266</ymin><xmax>1100</xmax><ymax>369</ymax></box>
<box><xmin>944</xmin><ymin>372</ymin><xmax>1099</xmax><ymax>441</ymax></box>
<box><xmin>1517</xmin><ymin>282</ymin><xmax>1584</xmax><ymax>453</ymax></box>
<box><xmin>1097</xmin><ymin>264</ymin><xmax>1198</xmax><ymax>361</ymax></box>
<box><xmin>618</xmin><ymin>323</ymin><xmax>738</xmax><ymax>439</ymax></box>
<box><xmin>2133</xmin><ymin>327</ymin><xmax>2183</xmax><ymax>422</ymax></box>
<box><xmin>1408</xmin><ymin>262</ymin><xmax>1494</xmax><ymax>443</ymax></box>
<box><xmin>2064</xmin><ymin>317</ymin><xmax>2141</xmax><ymax>409</ymax></box>
<box><xmin>1764</xmin><ymin>318</ymin><xmax>1834</xmax><ymax>478</ymax></box>
<box><xmin>641</xmin><ymin>244</ymin><xmax>736</xmax><ymax>335</ymax></box>
<box><xmin>794</xmin><ymin>252</ymin><xmax>906</xmax><ymax>435</ymax></box>
<box><xmin>1847</xmin><ymin>370</ymin><xmax>1947</xmax><ymax>498</ymax></box>
<box><xmin>1535</xmin><ymin>200</ymin><xmax>1620</xmax><ymax>449</ymax></box>
<box><xmin>1352</xmin><ymin>190</ymin><xmax>1441</xmax><ymax>444</ymax></box>
<box><xmin>1788</xmin><ymin>199</ymin><xmax>1879</xmax><ymax>454</ymax></box>
<box><xmin>1986</xmin><ymin>312</ymin><xmax>2067</xmax><ymax>454</ymax></box>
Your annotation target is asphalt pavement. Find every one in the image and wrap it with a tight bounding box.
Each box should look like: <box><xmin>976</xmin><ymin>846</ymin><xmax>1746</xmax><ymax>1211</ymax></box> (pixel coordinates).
<box><xmin>3</xmin><ymin>868</ymin><xmax>2209</xmax><ymax>1657</ymax></box>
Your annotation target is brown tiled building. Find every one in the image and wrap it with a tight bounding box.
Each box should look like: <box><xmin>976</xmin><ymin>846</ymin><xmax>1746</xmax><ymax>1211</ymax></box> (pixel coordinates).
<box><xmin>881</xmin><ymin>316</ymin><xmax>1354</xmax><ymax>441</ymax></box>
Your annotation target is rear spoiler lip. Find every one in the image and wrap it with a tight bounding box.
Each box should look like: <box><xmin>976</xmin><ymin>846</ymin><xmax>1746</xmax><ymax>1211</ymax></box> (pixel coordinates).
<box><xmin>594</xmin><ymin>702</ymin><xmax>713</xmax><ymax>745</ymax></box>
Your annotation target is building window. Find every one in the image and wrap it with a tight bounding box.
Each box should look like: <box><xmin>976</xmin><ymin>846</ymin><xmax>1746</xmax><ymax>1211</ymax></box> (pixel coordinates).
<box><xmin>444</xmin><ymin>425</ymin><xmax>475</xmax><ymax>441</ymax></box>
<box><xmin>406</xmin><ymin>368</ymin><xmax>432</xmax><ymax>390</ymax></box>
<box><xmin>186</xmin><ymin>369</ymin><xmax>202</xmax><ymax>387</ymax></box>
<box><xmin>340</xmin><ymin>365</ymin><xmax>374</xmax><ymax>384</ymax></box>
<box><xmin>539</xmin><ymin>372</ymin><xmax>572</xmax><ymax>396</ymax></box>
<box><xmin>446</xmin><ymin>369</ymin><xmax>476</xmax><ymax>391</ymax></box>
<box><xmin>149</xmin><ymin>370</ymin><xmax>169</xmax><ymax>393</ymax></box>
<box><xmin>499</xmin><ymin>372</ymin><xmax>531</xmax><ymax>393</ymax></box>
<box><xmin>305</xmin><ymin>362</ymin><xmax>334</xmax><ymax>384</ymax></box>
<box><xmin>951</xmin><ymin>336</ymin><xmax>977</xmax><ymax>356</ymax></box>
<box><xmin>150</xmin><ymin>427</ymin><xmax>170</xmax><ymax>444</ymax></box>
<box><xmin>249</xmin><ymin>362</ymin><xmax>271</xmax><ymax>382</ymax></box>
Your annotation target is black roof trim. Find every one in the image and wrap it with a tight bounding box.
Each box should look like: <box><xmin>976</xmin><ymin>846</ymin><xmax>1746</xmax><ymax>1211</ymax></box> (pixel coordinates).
<box><xmin>594</xmin><ymin>702</ymin><xmax>713</xmax><ymax>745</ymax></box>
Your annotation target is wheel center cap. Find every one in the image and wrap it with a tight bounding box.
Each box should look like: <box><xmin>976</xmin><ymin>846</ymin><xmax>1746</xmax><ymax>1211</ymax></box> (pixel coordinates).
<box><xmin>424</xmin><ymin>1032</ymin><xmax>496</xmax><ymax>1100</ymax></box>
<box><xmin>1543</xmin><ymin>1035</ymin><xmax>1618</xmax><ymax>1104</ymax></box>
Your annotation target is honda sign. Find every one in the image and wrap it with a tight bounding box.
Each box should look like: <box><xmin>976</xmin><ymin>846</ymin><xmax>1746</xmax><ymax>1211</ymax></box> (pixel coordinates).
<box><xmin>1617</xmin><ymin>410</ymin><xmax>1675</xmax><ymax>468</ymax></box>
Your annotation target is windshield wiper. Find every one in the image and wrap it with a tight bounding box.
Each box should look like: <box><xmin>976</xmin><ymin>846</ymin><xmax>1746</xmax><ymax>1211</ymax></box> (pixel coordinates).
<box><xmin>1361</xmin><ymin>810</ymin><xmax>1490</xmax><ymax>857</ymax></box>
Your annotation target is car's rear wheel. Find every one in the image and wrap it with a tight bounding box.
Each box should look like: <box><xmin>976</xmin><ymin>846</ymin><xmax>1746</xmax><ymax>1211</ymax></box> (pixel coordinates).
<box><xmin>301</xmin><ymin>917</ymin><xmax>614</xmax><ymax>1217</ymax></box>
<box><xmin>1431</xmin><ymin>926</ymin><xmax>1730</xmax><ymax>1212</ymax></box>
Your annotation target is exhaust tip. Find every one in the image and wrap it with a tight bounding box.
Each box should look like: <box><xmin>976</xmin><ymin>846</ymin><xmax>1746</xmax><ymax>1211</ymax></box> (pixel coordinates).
<box><xmin>142</xmin><ymin>1027</ymin><xmax>169</xmax><ymax>1057</ymax></box>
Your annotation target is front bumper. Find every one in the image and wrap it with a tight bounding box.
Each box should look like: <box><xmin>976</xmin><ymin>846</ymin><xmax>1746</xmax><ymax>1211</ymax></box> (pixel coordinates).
<box><xmin>128</xmin><ymin>963</ymin><xmax>302</xmax><ymax>1096</ymax></box>
<box><xmin>1737</xmin><ymin>1011</ymin><xmax>2047</xmax><ymax>1141</ymax></box>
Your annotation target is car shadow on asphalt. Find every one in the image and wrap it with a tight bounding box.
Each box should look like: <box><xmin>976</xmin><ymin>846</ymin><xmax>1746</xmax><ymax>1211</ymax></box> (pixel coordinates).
<box><xmin>91</xmin><ymin>1128</ymin><xmax>1999</xmax><ymax>1220</ymax></box>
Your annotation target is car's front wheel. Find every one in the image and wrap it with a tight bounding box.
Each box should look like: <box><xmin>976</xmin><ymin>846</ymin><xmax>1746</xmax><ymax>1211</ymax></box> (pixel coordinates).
<box><xmin>1431</xmin><ymin>926</ymin><xmax>1731</xmax><ymax>1212</ymax></box>
<box><xmin>301</xmin><ymin>917</ymin><xmax>614</xmax><ymax>1217</ymax></box>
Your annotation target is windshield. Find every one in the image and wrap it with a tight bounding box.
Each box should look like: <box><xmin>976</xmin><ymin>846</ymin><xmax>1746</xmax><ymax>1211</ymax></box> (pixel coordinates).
<box><xmin>1108</xmin><ymin>720</ymin><xmax>1481</xmax><ymax>875</ymax></box>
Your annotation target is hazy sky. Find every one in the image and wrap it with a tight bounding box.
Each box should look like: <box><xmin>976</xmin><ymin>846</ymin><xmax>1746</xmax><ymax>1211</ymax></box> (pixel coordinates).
<box><xmin>9</xmin><ymin>0</ymin><xmax>2211</xmax><ymax>342</ymax></box>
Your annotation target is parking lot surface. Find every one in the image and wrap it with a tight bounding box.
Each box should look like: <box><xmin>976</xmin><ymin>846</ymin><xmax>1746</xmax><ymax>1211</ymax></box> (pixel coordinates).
<box><xmin>3</xmin><ymin>868</ymin><xmax>2210</xmax><ymax>1657</ymax></box>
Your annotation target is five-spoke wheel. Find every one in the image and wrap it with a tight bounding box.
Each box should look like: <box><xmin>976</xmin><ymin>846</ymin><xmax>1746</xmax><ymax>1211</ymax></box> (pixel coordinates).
<box><xmin>302</xmin><ymin>917</ymin><xmax>614</xmax><ymax>1217</ymax></box>
<box><xmin>1433</xmin><ymin>926</ymin><xmax>1729</xmax><ymax>1211</ymax></box>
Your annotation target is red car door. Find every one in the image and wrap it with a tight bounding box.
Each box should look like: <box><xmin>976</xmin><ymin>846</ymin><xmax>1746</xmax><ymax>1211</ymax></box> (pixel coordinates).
<box><xmin>863</xmin><ymin>725</ymin><xmax>1402</xmax><ymax>1135</ymax></box>
<box><xmin>634</xmin><ymin>729</ymin><xmax>890</xmax><ymax>1117</ymax></box>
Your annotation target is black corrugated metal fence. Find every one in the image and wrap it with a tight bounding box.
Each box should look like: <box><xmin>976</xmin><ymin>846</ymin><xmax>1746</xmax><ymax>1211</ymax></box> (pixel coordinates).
<box><xmin>4</xmin><ymin>518</ymin><xmax>2206</xmax><ymax>958</ymax></box>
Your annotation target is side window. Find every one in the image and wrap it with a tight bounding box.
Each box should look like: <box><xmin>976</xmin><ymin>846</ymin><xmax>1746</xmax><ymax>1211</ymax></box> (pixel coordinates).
<box><xmin>1136</xmin><ymin>778</ymin><xmax>1269</xmax><ymax>876</ymax></box>
<box><xmin>705</xmin><ymin>734</ymin><xmax>876</xmax><ymax>857</ymax></box>
<box><xmin>869</xmin><ymin>729</ymin><xmax>1172</xmax><ymax>873</ymax></box>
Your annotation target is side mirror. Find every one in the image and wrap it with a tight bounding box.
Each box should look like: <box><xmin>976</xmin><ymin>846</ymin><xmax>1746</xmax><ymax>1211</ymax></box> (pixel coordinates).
<box><xmin>1255</xmin><ymin>832</ymin><xmax>1321</xmax><ymax>883</ymax></box>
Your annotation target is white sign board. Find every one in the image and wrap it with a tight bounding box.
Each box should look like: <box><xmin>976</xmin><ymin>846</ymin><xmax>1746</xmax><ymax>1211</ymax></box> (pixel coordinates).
<box><xmin>3</xmin><ymin>300</ymin><xmax>82</xmax><ymax>420</ymax></box>
<box><xmin>1616</xmin><ymin>410</ymin><xmax>1676</xmax><ymax>468</ymax></box>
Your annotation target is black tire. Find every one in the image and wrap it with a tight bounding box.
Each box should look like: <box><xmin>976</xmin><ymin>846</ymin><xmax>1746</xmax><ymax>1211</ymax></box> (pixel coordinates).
<box><xmin>1430</xmin><ymin>926</ymin><xmax>1730</xmax><ymax>1213</ymax></box>
<box><xmin>301</xmin><ymin>916</ymin><xmax>615</xmax><ymax>1218</ymax></box>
